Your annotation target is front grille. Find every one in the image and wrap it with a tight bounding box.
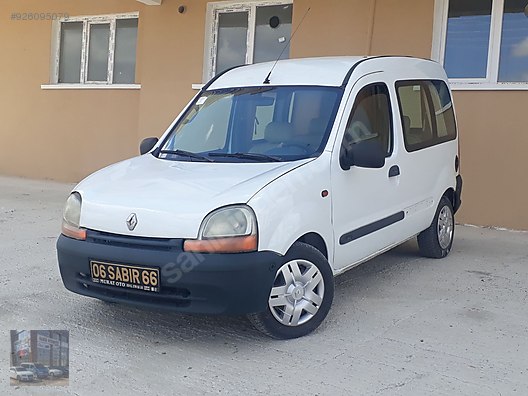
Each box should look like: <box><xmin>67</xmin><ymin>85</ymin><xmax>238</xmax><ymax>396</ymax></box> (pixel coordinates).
<box><xmin>86</xmin><ymin>230</ymin><xmax>183</xmax><ymax>252</ymax></box>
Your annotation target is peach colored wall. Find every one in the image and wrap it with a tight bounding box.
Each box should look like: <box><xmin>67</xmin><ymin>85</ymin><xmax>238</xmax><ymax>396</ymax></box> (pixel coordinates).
<box><xmin>0</xmin><ymin>0</ymin><xmax>144</xmax><ymax>181</ymax></box>
<box><xmin>291</xmin><ymin>0</ymin><xmax>373</xmax><ymax>57</ymax></box>
<box><xmin>291</xmin><ymin>0</ymin><xmax>434</xmax><ymax>59</ymax></box>
<box><xmin>0</xmin><ymin>0</ymin><xmax>526</xmax><ymax>229</ymax></box>
<box><xmin>136</xmin><ymin>0</ymin><xmax>208</xmax><ymax>140</ymax></box>
<box><xmin>452</xmin><ymin>91</ymin><xmax>528</xmax><ymax>230</ymax></box>
<box><xmin>0</xmin><ymin>0</ymin><xmax>210</xmax><ymax>181</ymax></box>
<box><xmin>369</xmin><ymin>0</ymin><xmax>435</xmax><ymax>58</ymax></box>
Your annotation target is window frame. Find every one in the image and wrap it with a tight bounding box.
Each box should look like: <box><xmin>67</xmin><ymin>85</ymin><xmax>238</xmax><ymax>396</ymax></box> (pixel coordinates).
<box><xmin>432</xmin><ymin>0</ymin><xmax>528</xmax><ymax>90</ymax></box>
<box><xmin>341</xmin><ymin>82</ymin><xmax>394</xmax><ymax>157</ymax></box>
<box><xmin>48</xmin><ymin>12</ymin><xmax>139</xmax><ymax>87</ymax></box>
<box><xmin>203</xmin><ymin>0</ymin><xmax>293</xmax><ymax>82</ymax></box>
<box><xmin>395</xmin><ymin>79</ymin><xmax>458</xmax><ymax>153</ymax></box>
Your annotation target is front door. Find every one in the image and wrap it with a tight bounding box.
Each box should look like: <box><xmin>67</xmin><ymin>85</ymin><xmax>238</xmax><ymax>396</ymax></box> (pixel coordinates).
<box><xmin>331</xmin><ymin>75</ymin><xmax>407</xmax><ymax>270</ymax></box>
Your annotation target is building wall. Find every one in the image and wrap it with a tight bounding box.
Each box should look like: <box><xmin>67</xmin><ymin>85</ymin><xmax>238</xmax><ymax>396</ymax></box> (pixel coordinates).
<box><xmin>135</xmin><ymin>1</ymin><xmax>207</xmax><ymax>141</ymax></box>
<box><xmin>292</xmin><ymin>0</ymin><xmax>435</xmax><ymax>59</ymax></box>
<box><xmin>0</xmin><ymin>0</ymin><xmax>143</xmax><ymax>182</ymax></box>
<box><xmin>453</xmin><ymin>91</ymin><xmax>528</xmax><ymax>230</ymax></box>
<box><xmin>0</xmin><ymin>0</ymin><xmax>526</xmax><ymax>229</ymax></box>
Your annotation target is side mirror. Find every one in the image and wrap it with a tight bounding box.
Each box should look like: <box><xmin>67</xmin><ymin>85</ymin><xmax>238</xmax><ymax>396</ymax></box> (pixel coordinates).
<box><xmin>340</xmin><ymin>140</ymin><xmax>386</xmax><ymax>170</ymax></box>
<box><xmin>140</xmin><ymin>137</ymin><xmax>159</xmax><ymax>155</ymax></box>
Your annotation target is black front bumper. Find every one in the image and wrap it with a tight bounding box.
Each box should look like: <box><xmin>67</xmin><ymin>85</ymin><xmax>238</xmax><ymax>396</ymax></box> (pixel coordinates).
<box><xmin>57</xmin><ymin>231</ymin><xmax>282</xmax><ymax>315</ymax></box>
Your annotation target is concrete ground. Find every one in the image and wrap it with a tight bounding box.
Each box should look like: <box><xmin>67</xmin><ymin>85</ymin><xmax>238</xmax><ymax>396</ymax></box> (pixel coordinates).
<box><xmin>0</xmin><ymin>175</ymin><xmax>527</xmax><ymax>396</ymax></box>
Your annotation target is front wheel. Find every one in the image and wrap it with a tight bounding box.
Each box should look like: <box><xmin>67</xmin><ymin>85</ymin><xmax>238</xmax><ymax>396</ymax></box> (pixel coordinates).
<box><xmin>248</xmin><ymin>242</ymin><xmax>334</xmax><ymax>339</ymax></box>
<box><xmin>418</xmin><ymin>196</ymin><xmax>455</xmax><ymax>258</ymax></box>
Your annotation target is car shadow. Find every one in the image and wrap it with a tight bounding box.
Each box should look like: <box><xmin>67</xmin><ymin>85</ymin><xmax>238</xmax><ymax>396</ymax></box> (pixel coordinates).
<box><xmin>73</xmin><ymin>239</ymin><xmax>423</xmax><ymax>344</ymax></box>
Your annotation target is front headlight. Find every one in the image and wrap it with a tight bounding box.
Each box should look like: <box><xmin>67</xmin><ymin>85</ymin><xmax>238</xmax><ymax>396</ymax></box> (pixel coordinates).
<box><xmin>61</xmin><ymin>192</ymin><xmax>86</xmax><ymax>240</ymax></box>
<box><xmin>202</xmin><ymin>206</ymin><xmax>255</xmax><ymax>238</ymax></box>
<box><xmin>184</xmin><ymin>205</ymin><xmax>258</xmax><ymax>253</ymax></box>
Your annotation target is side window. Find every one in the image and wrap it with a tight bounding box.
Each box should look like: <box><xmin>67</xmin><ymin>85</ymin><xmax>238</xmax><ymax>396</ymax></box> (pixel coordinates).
<box><xmin>396</xmin><ymin>80</ymin><xmax>457</xmax><ymax>151</ymax></box>
<box><xmin>428</xmin><ymin>81</ymin><xmax>457</xmax><ymax>139</ymax></box>
<box><xmin>397</xmin><ymin>84</ymin><xmax>434</xmax><ymax>149</ymax></box>
<box><xmin>343</xmin><ymin>83</ymin><xmax>392</xmax><ymax>155</ymax></box>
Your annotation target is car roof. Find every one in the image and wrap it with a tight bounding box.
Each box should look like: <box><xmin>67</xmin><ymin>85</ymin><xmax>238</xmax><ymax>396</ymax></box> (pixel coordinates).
<box><xmin>207</xmin><ymin>56</ymin><xmax>444</xmax><ymax>90</ymax></box>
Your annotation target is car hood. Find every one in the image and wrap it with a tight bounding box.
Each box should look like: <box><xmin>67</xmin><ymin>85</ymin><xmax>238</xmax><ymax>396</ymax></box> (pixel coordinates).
<box><xmin>16</xmin><ymin>371</ymin><xmax>34</xmax><ymax>375</ymax></box>
<box><xmin>75</xmin><ymin>154</ymin><xmax>312</xmax><ymax>238</ymax></box>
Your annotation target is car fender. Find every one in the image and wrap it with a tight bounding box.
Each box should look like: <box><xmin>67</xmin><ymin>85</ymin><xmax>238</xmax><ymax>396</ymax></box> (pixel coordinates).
<box><xmin>249</xmin><ymin>152</ymin><xmax>335</xmax><ymax>266</ymax></box>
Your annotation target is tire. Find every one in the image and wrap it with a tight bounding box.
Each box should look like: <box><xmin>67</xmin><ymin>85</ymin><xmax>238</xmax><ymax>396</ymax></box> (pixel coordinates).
<box><xmin>418</xmin><ymin>196</ymin><xmax>455</xmax><ymax>258</ymax></box>
<box><xmin>248</xmin><ymin>242</ymin><xmax>334</xmax><ymax>339</ymax></box>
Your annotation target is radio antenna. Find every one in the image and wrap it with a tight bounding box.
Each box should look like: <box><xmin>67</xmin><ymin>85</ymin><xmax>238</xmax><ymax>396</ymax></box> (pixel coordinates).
<box><xmin>263</xmin><ymin>7</ymin><xmax>311</xmax><ymax>84</ymax></box>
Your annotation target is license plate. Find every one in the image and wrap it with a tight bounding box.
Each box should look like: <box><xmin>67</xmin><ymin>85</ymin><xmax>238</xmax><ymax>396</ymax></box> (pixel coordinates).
<box><xmin>90</xmin><ymin>261</ymin><xmax>160</xmax><ymax>293</ymax></box>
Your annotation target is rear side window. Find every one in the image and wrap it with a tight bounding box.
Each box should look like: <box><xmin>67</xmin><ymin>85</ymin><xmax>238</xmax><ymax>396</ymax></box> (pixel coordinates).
<box><xmin>396</xmin><ymin>80</ymin><xmax>457</xmax><ymax>152</ymax></box>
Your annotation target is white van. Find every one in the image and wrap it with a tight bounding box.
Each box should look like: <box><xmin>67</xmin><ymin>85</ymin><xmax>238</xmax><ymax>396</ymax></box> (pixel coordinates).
<box><xmin>57</xmin><ymin>56</ymin><xmax>462</xmax><ymax>339</ymax></box>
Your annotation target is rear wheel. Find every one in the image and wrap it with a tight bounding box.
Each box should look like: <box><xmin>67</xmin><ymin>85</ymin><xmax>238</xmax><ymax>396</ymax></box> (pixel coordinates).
<box><xmin>418</xmin><ymin>196</ymin><xmax>455</xmax><ymax>258</ymax></box>
<box><xmin>248</xmin><ymin>242</ymin><xmax>334</xmax><ymax>339</ymax></box>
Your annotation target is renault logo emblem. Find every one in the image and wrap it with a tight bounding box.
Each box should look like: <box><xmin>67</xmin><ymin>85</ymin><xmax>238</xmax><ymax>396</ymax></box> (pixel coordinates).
<box><xmin>126</xmin><ymin>213</ymin><xmax>138</xmax><ymax>231</ymax></box>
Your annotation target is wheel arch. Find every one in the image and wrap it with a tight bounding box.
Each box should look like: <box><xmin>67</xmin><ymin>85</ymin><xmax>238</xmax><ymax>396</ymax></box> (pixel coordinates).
<box><xmin>295</xmin><ymin>232</ymin><xmax>329</xmax><ymax>259</ymax></box>
<box><xmin>442</xmin><ymin>187</ymin><xmax>455</xmax><ymax>210</ymax></box>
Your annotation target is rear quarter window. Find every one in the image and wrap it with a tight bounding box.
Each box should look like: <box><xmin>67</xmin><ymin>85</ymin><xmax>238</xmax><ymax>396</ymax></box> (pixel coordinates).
<box><xmin>396</xmin><ymin>80</ymin><xmax>457</xmax><ymax>152</ymax></box>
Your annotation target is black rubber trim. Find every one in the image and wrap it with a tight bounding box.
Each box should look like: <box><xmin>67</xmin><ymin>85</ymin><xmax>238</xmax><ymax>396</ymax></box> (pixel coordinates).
<box><xmin>86</xmin><ymin>230</ymin><xmax>183</xmax><ymax>252</ymax></box>
<box><xmin>454</xmin><ymin>175</ymin><xmax>463</xmax><ymax>213</ymax></box>
<box><xmin>341</xmin><ymin>57</ymin><xmax>372</xmax><ymax>88</ymax></box>
<box><xmin>201</xmin><ymin>64</ymin><xmax>246</xmax><ymax>91</ymax></box>
<box><xmin>339</xmin><ymin>211</ymin><xmax>405</xmax><ymax>245</ymax></box>
<box><xmin>388</xmin><ymin>165</ymin><xmax>400</xmax><ymax>177</ymax></box>
<box><xmin>341</xmin><ymin>55</ymin><xmax>440</xmax><ymax>88</ymax></box>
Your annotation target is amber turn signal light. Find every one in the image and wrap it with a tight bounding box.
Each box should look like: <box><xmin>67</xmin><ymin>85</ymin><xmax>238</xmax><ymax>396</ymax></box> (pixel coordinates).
<box><xmin>184</xmin><ymin>235</ymin><xmax>257</xmax><ymax>253</ymax></box>
<box><xmin>61</xmin><ymin>222</ymin><xmax>87</xmax><ymax>241</ymax></box>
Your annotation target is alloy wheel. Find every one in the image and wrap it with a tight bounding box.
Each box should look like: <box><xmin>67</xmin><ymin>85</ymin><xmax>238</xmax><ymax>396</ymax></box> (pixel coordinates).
<box><xmin>437</xmin><ymin>205</ymin><xmax>454</xmax><ymax>250</ymax></box>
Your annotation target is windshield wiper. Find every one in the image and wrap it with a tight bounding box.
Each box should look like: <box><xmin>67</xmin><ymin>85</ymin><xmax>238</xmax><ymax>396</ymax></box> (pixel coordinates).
<box><xmin>160</xmin><ymin>149</ymin><xmax>214</xmax><ymax>162</ymax></box>
<box><xmin>208</xmin><ymin>152</ymin><xmax>281</xmax><ymax>162</ymax></box>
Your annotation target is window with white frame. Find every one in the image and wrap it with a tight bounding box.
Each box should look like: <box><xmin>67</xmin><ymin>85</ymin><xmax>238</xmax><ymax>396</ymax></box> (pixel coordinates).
<box><xmin>55</xmin><ymin>13</ymin><xmax>138</xmax><ymax>85</ymax></box>
<box><xmin>434</xmin><ymin>0</ymin><xmax>528</xmax><ymax>86</ymax></box>
<box><xmin>204</xmin><ymin>1</ymin><xmax>293</xmax><ymax>80</ymax></box>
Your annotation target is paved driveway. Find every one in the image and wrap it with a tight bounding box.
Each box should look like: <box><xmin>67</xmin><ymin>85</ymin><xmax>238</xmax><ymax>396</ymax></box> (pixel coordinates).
<box><xmin>1</xmin><ymin>176</ymin><xmax>527</xmax><ymax>395</ymax></box>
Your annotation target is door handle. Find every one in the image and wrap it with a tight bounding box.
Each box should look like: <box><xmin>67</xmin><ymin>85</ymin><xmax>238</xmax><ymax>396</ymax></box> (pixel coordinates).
<box><xmin>388</xmin><ymin>165</ymin><xmax>400</xmax><ymax>178</ymax></box>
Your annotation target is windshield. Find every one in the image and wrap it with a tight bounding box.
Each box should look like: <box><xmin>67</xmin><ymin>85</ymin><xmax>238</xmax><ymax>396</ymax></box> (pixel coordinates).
<box><xmin>158</xmin><ymin>86</ymin><xmax>342</xmax><ymax>162</ymax></box>
<box><xmin>34</xmin><ymin>364</ymin><xmax>45</xmax><ymax>369</ymax></box>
